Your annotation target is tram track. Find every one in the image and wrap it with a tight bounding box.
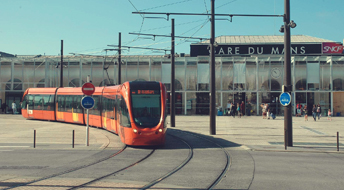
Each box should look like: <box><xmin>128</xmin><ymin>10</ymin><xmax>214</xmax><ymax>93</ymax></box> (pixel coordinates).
<box><xmin>3</xmin><ymin>129</ymin><xmax>231</xmax><ymax>190</ymax></box>
<box><xmin>139</xmin><ymin>134</ymin><xmax>193</xmax><ymax>190</ymax></box>
<box><xmin>185</xmin><ymin>131</ymin><xmax>231</xmax><ymax>189</ymax></box>
<box><xmin>2</xmin><ymin>133</ymin><xmax>127</xmax><ymax>190</ymax></box>
<box><xmin>165</xmin><ymin>130</ymin><xmax>231</xmax><ymax>190</ymax></box>
<box><xmin>68</xmin><ymin>148</ymin><xmax>156</xmax><ymax>190</ymax></box>
<box><xmin>67</xmin><ymin>133</ymin><xmax>193</xmax><ymax>189</ymax></box>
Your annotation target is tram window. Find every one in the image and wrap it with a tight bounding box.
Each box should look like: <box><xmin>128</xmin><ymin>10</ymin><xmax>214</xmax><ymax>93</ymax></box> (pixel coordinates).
<box><xmin>120</xmin><ymin>97</ymin><xmax>131</xmax><ymax>127</ymax></box>
<box><xmin>34</xmin><ymin>95</ymin><xmax>43</xmax><ymax>110</ymax></box>
<box><xmin>114</xmin><ymin>98</ymin><xmax>117</xmax><ymax>120</ymax></box>
<box><xmin>131</xmin><ymin>92</ymin><xmax>161</xmax><ymax>127</ymax></box>
<box><xmin>42</xmin><ymin>95</ymin><xmax>54</xmax><ymax>111</ymax></box>
<box><xmin>73</xmin><ymin>96</ymin><xmax>82</xmax><ymax>113</ymax></box>
<box><xmin>65</xmin><ymin>96</ymin><xmax>73</xmax><ymax>112</ymax></box>
<box><xmin>90</xmin><ymin>96</ymin><xmax>101</xmax><ymax>116</ymax></box>
<box><xmin>48</xmin><ymin>95</ymin><xmax>55</xmax><ymax>111</ymax></box>
<box><xmin>57</xmin><ymin>95</ymin><xmax>65</xmax><ymax>112</ymax></box>
<box><xmin>22</xmin><ymin>95</ymin><xmax>27</xmax><ymax>109</ymax></box>
<box><xmin>102</xmin><ymin>97</ymin><xmax>107</xmax><ymax>114</ymax></box>
<box><xmin>107</xmin><ymin>98</ymin><xmax>112</xmax><ymax>112</ymax></box>
<box><xmin>27</xmin><ymin>95</ymin><xmax>34</xmax><ymax>110</ymax></box>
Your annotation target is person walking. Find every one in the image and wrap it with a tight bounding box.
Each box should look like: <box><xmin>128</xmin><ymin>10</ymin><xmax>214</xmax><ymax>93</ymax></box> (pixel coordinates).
<box><xmin>312</xmin><ymin>104</ymin><xmax>317</xmax><ymax>121</ymax></box>
<box><xmin>1</xmin><ymin>103</ymin><xmax>6</xmax><ymax>114</ymax></box>
<box><xmin>12</xmin><ymin>101</ymin><xmax>17</xmax><ymax>114</ymax></box>
<box><xmin>317</xmin><ymin>104</ymin><xmax>321</xmax><ymax>120</ymax></box>
<box><xmin>261</xmin><ymin>103</ymin><xmax>267</xmax><ymax>119</ymax></box>
<box><xmin>240</xmin><ymin>101</ymin><xmax>245</xmax><ymax>116</ymax></box>
<box><xmin>231</xmin><ymin>102</ymin><xmax>236</xmax><ymax>118</ymax></box>
<box><xmin>226</xmin><ymin>101</ymin><xmax>232</xmax><ymax>116</ymax></box>
<box><xmin>328</xmin><ymin>109</ymin><xmax>332</xmax><ymax>121</ymax></box>
<box><xmin>237</xmin><ymin>103</ymin><xmax>241</xmax><ymax>118</ymax></box>
<box><xmin>247</xmin><ymin>102</ymin><xmax>252</xmax><ymax>116</ymax></box>
<box><xmin>303</xmin><ymin>105</ymin><xmax>308</xmax><ymax>121</ymax></box>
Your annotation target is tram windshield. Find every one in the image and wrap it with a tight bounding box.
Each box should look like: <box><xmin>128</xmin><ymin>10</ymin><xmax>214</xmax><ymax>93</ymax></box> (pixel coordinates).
<box><xmin>131</xmin><ymin>89</ymin><xmax>161</xmax><ymax>128</ymax></box>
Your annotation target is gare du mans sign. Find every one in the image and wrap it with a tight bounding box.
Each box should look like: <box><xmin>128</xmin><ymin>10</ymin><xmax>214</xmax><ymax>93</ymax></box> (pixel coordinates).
<box><xmin>190</xmin><ymin>42</ymin><xmax>344</xmax><ymax>57</ymax></box>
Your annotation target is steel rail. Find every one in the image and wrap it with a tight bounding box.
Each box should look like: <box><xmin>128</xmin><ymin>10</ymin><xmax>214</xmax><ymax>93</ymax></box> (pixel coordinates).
<box><xmin>140</xmin><ymin>134</ymin><xmax>193</xmax><ymax>189</ymax></box>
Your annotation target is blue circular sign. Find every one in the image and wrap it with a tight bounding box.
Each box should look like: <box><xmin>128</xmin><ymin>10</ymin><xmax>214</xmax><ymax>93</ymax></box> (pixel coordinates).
<box><xmin>279</xmin><ymin>92</ymin><xmax>291</xmax><ymax>106</ymax></box>
<box><xmin>81</xmin><ymin>96</ymin><xmax>95</xmax><ymax>109</ymax></box>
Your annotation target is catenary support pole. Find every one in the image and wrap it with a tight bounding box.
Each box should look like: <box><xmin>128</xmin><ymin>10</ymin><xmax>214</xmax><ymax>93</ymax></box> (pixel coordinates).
<box><xmin>118</xmin><ymin>32</ymin><xmax>121</xmax><ymax>84</ymax></box>
<box><xmin>60</xmin><ymin>40</ymin><xmax>63</xmax><ymax>87</ymax></box>
<box><xmin>284</xmin><ymin>0</ymin><xmax>293</xmax><ymax>147</ymax></box>
<box><xmin>171</xmin><ymin>19</ymin><xmax>175</xmax><ymax>127</ymax></box>
<box><xmin>210</xmin><ymin>0</ymin><xmax>216</xmax><ymax>135</ymax></box>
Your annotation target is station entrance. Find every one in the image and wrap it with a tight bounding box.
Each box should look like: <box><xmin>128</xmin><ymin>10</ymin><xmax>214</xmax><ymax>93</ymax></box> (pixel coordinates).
<box><xmin>4</xmin><ymin>92</ymin><xmax>23</xmax><ymax>114</ymax></box>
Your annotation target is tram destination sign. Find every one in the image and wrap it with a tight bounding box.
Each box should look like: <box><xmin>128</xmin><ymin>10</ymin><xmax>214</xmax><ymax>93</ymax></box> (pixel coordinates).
<box><xmin>190</xmin><ymin>43</ymin><xmax>323</xmax><ymax>57</ymax></box>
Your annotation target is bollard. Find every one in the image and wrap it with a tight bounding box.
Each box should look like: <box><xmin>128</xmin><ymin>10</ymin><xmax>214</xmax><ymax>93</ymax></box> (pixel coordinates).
<box><xmin>337</xmin><ymin>132</ymin><xmax>339</xmax><ymax>151</ymax></box>
<box><xmin>34</xmin><ymin>130</ymin><xmax>36</xmax><ymax>148</ymax></box>
<box><xmin>72</xmin><ymin>130</ymin><xmax>75</xmax><ymax>148</ymax></box>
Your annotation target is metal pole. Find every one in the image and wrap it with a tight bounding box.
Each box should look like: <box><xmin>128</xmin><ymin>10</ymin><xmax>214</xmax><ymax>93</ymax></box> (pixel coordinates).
<box><xmin>34</xmin><ymin>130</ymin><xmax>36</xmax><ymax>148</ymax></box>
<box><xmin>210</xmin><ymin>0</ymin><xmax>216</xmax><ymax>135</ymax></box>
<box><xmin>72</xmin><ymin>130</ymin><xmax>75</xmax><ymax>148</ymax></box>
<box><xmin>60</xmin><ymin>40</ymin><xmax>63</xmax><ymax>87</ymax></box>
<box><xmin>171</xmin><ymin>18</ymin><xmax>175</xmax><ymax>127</ymax></box>
<box><xmin>118</xmin><ymin>32</ymin><xmax>121</xmax><ymax>84</ymax></box>
<box><xmin>337</xmin><ymin>132</ymin><xmax>339</xmax><ymax>151</ymax></box>
<box><xmin>284</xmin><ymin>0</ymin><xmax>293</xmax><ymax>147</ymax></box>
<box><xmin>86</xmin><ymin>109</ymin><xmax>89</xmax><ymax>146</ymax></box>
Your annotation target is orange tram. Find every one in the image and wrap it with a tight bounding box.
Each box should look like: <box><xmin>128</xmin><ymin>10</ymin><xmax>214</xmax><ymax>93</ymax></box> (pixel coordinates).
<box><xmin>21</xmin><ymin>81</ymin><xmax>167</xmax><ymax>146</ymax></box>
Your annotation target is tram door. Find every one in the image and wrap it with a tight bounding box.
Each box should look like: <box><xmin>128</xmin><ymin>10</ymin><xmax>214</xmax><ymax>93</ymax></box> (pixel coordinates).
<box><xmin>196</xmin><ymin>92</ymin><xmax>209</xmax><ymax>115</ymax></box>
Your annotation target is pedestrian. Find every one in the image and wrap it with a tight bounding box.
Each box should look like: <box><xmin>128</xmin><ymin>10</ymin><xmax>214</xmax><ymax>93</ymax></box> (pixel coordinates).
<box><xmin>327</xmin><ymin>109</ymin><xmax>332</xmax><ymax>121</ymax></box>
<box><xmin>312</xmin><ymin>104</ymin><xmax>317</xmax><ymax>121</ymax></box>
<box><xmin>1</xmin><ymin>103</ymin><xmax>6</xmax><ymax>114</ymax></box>
<box><xmin>267</xmin><ymin>108</ymin><xmax>270</xmax><ymax>119</ymax></box>
<box><xmin>12</xmin><ymin>101</ymin><xmax>17</xmax><ymax>114</ymax></box>
<box><xmin>247</xmin><ymin>101</ymin><xmax>252</xmax><ymax>116</ymax></box>
<box><xmin>317</xmin><ymin>104</ymin><xmax>321</xmax><ymax>120</ymax></box>
<box><xmin>303</xmin><ymin>105</ymin><xmax>308</xmax><ymax>121</ymax></box>
<box><xmin>19</xmin><ymin>101</ymin><xmax>22</xmax><ymax>114</ymax></box>
<box><xmin>231</xmin><ymin>102</ymin><xmax>236</xmax><ymax>118</ymax></box>
<box><xmin>240</xmin><ymin>101</ymin><xmax>245</xmax><ymax>116</ymax></box>
<box><xmin>237</xmin><ymin>103</ymin><xmax>241</xmax><ymax>118</ymax></box>
<box><xmin>226</xmin><ymin>101</ymin><xmax>232</xmax><ymax>116</ymax></box>
<box><xmin>296</xmin><ymin>103</ymin><xmax>300</xmax><ymax>117</ymax></box>
<box><xmin>261</xmin><ymin>103</ymin><xmax>267</xmax><ymax>119</ymax></box>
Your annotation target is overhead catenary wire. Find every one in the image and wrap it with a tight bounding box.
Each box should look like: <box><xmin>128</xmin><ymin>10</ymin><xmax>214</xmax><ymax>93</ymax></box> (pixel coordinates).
<box><xmin>138</xmin><ymin>0</ymin><xmax>195</xmax><ymax>12</ymax></box>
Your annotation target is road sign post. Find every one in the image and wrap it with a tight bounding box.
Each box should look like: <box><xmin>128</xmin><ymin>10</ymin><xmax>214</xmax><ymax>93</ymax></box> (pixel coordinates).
<box><xmin>81</xmin><ymin>96</ymin><xmax>95</xmax><ymax>146</ymax></box>
<box><xmin>81</xmin><ymin>83</ymin><xmax>95</xmax><ymax>146</ymax></box>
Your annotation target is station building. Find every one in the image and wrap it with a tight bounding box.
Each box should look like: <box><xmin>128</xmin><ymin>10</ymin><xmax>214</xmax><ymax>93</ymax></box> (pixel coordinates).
<box><xmin>0</xmin><ymin>35</ymin><xmax>343</xmax><ymax>116</ymax></box>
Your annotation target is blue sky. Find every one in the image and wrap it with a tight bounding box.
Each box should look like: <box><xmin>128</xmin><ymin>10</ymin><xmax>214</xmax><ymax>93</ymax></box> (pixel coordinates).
<box><xmin>1</xmin><ymin>0</ymin><xmax>343</xmax><ymax>56</ymax></box>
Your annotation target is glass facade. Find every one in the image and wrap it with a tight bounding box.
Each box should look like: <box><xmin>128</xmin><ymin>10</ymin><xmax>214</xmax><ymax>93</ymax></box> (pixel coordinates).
<box><xmin>1</xmin><ymin>55</ymin><xmax>344</xmax><ymax>116</ymax></box>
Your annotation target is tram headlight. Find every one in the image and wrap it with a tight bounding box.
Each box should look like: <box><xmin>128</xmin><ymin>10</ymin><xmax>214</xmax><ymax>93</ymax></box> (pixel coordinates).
<box><xmin>133</xmin><ymin>129</ymin><xmax>138</xmax><ymax>133</ymax></box>
<box><xmin>158</xmin><ymin>129</ymin><xmax>163</xmax><ymax>133</ymax></box>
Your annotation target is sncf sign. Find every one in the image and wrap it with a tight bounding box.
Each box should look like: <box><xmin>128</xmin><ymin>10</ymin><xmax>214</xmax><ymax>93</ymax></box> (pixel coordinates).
<box><xmin>322</xmin><ymin>42</ymin><xmax>344</xmax><ymax>54</ymax></box>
